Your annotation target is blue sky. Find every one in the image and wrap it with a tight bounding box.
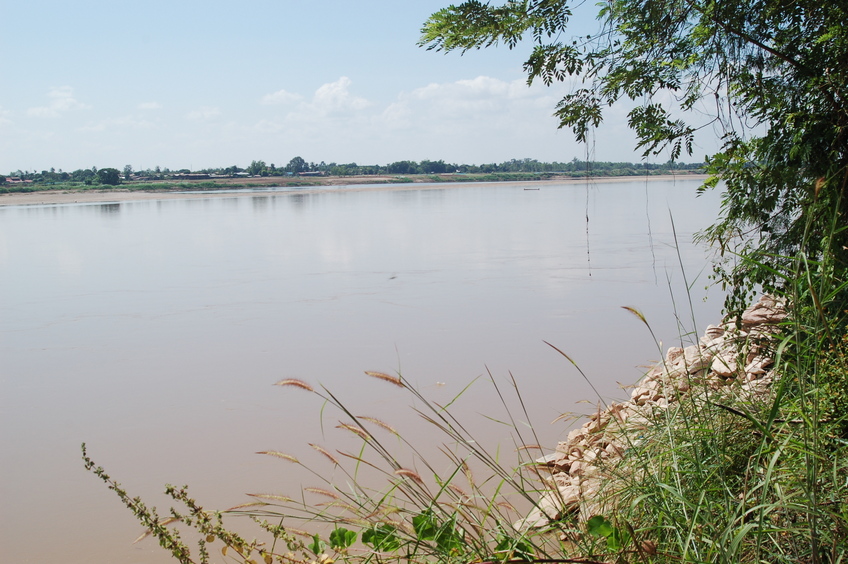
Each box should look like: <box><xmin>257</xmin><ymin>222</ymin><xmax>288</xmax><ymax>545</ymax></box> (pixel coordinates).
<box><xmin>1</xmin><ymin>0</ymin><xmax>721</xmax><ymax>173</ymax></box>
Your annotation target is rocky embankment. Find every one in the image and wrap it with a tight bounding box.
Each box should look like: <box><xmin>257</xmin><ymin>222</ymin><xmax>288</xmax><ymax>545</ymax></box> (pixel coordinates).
<box><xmin>520</xmin><ymin>295</ymin><xmax>788</xmax><ymax>529</ymax></box>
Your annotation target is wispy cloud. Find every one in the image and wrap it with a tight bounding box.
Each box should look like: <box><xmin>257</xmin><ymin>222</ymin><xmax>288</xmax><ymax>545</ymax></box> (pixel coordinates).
<box><xmin>138</xmin><ymin>102</ymin><xmax>162</xmax><ymax>110</ymax></box>
<box><xmin>261</xmin><ymin>88</ymin><xmax>301</xmax><ymax>106</ymax></box>
<box><xmin>380</xmin><ymin>76</ymin><xmax>560</xmax><ymax>132</ymax></box>
<box><xmin>308</xmin><ymin>77</ymin><xmax>370</xmax><ymax>114</ymax></box>
<box><xmin>0</xmin><ymin>106</ymin><xmax>11</xmax><ymax>127</ymax></box>
<box><xmin>26</xmin><ymin>86</ymin><xmax>90</xmax><ymax>118</ymax></box>
<box><xmin>253</xmin><ymin>77</ymin><xmax>372</xmax><ymax>133</ymax></box>
<box><xmin>186</xmin><ymin>106</ymin><xmax>221</xmax><ymax>121</ymax></box>
<box><xmin>80</xmin><ymin>115</ymin><xmax>157</xmax><ymax>132</ymax></box>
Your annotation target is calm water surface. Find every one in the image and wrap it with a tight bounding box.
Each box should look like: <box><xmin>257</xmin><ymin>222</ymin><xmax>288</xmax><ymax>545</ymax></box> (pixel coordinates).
<box><xmin>0</xmin><ymin>179</ymin><xmax>723</xmax><ymax>563</ymax></box>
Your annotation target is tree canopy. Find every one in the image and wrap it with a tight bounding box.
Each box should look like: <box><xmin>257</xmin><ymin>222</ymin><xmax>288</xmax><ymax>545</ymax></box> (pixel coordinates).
<box><xmin>421</xmin><ymin>0</ymin><xmax>848</xmax><ymax>313</ymax></box>
<box><xmin>96</xmin><ymin>167</ymin><xmax>121</xmax><ymax>186</ymax></box>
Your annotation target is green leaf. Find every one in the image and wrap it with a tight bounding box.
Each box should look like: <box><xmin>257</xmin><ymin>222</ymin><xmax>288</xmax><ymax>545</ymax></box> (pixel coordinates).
<box><xmin>412</xmin><ymin>511</ymin><xmax>464</xmax><ymax>554</ymax></box>
<box><xmin>494</xmin><ymin>533</ymin><xmax>535</xmax><ymax>561</ymax></box>
<box><xmin>587</xmin><ymin>515</ymin><xmax>614</xmax><ymax>538</ymax></box>
<box><xmin>308</xmin><ymin>534</ymin><xmax>326</xmax><ymax>556</ymax></box>
<box><xmin>329</xmin><ymin>528</ymin><xmax>356</xmax><ymax>550</ymax></box>
<box><xmin>607</xmin><ymin>527</ymin><xmax>630</xmax><ymax>551</ymax></box>
<box><xmin>412</xmin><ymin>510</ymin><xmax>439</xmax><ymax>541</ymax></box>
<box><xmin>362</xmin><ymin>524</ymin><xmax>400</xmax><ymax>552</ymax></box>
<box><xmin>433</xmin><ymin>515</ymin><xmax>463</xmax><ymax>554</ymax></box>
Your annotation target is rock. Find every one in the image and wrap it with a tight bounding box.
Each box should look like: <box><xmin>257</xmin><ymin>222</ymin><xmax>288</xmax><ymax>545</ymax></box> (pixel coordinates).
<box><xmin>745</xmin><ymin>355</ymin><xmax>772</xmax><ymax>376</ymax></box>
<box><xmin>741</xmin><ymin>296</ymin><xmax>787</xmax><ymax>326</ymax></box>
<box><xmin>517</xmin><ymin>295</ymin><xmax>785</xmax><ymax>531</ymax></box>
<box><xmin>711</xmin><ymin>354</ymin><xmax>738</xmax><ymax>378</ymax></box>
<box><xmin>666</xmin><ymin>347</ymin><xmax>684</xmax><ymax>364</ymax></box>
<box><xmin>704</xmin><ymin>324</ymin><xmax>725</xmax><ymax>340</ymax></box>
<box><xmin>569</xmin><ymin>460</ymin><xmax>586</xmax><ymax>477</ymax></box>
<box><xmin>683</xmin><ymin>344</ymin><xmax>714</xmax><ymax>373</ymax></box>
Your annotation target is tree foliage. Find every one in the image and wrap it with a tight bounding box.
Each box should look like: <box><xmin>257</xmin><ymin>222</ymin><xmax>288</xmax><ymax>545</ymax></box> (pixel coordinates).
<box><xmin>287</xmin><ymin>156</ymin><xmax>308</xmax><ymax>174</ymax></box>
<box><xmin>421</xmin><ymin>0</ymin><xmax>848</xmax><ymax>313</ymax></box>
<box><xmin>96</xmin><ymin>167</ymin><xmax>122</xmax><ymax>186</ymax></box>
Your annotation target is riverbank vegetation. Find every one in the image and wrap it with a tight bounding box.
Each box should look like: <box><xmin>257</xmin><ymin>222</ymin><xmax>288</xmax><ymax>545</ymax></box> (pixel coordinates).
<box><xmin>2</xmin><ymin>158</ymin><xmax>703</xmax><ymax>194</ymax></box>
<box><xmin>84</xmin><ymin>0</ymin><xmax>847</xmax><ymax>562</ymax></box>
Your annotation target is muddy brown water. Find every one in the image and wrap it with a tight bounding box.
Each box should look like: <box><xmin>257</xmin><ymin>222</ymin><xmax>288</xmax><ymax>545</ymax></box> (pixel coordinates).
<box><xmin>0</xmin><ymin>178</ymin><xmax>723</xmax><ymax>563</ymax></box>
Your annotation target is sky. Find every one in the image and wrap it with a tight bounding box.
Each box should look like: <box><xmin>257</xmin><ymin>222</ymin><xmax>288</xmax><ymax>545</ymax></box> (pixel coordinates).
<box><xmin>1</xmin><ymin>0</ymin><xmax>723</xmax><ymax>173</ymax></box>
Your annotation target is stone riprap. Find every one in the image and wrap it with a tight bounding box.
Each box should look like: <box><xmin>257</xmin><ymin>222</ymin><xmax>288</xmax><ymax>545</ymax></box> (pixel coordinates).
<box><xmin>519</xmin><ymin>295</ymin><xmax>787</xmax><ymax>529</ymax></box>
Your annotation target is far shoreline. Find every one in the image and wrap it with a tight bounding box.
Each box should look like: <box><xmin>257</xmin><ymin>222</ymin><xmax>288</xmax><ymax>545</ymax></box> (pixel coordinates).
<box><xmin>0</xmin><ymin>174</ymin><xmax>709</xmax><ymax>207</ymax></box>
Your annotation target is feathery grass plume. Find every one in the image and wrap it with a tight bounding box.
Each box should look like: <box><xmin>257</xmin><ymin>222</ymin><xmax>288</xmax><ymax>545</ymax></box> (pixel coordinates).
<box><xmin>335</xmin><ymin>517</ymin><xmax>371</xmax><ymax>527</ymax></box>
<box><xmin>273</xmin><ymin>378</ymin><xmax>315</xmax><ymax>392</ymax></box>
<box><xmin>308</xmin><ymin>443</ymin><xmax>340</xmax><ymax>466</ymax></box>
<box><xmin>304</xmin><ymin>487</ymin><xmax>340</xmax><ymax>499</ymax></box>
<box><xmin>551</xmin><ymin>411</ymin><xmax>581</xmax><ymax>425</ymax></box>
<box><xmin>496</xmin><ymin>501</ymin><xmax>517</xmax><ymax>513</ymax></box>
<box><xmin>461</xmin><ymin>460</ymin><xmax>475</xmax><ymax>488</ymax></box>
<box><xmin>224</xmin><ymin>501</ymin><xmax>269</xmax><ymax>511</ymax></box>
<box><xmin>336</xmin><ymin>422</ymin><xmax>370</xmax><ymax>440</ymax></box>
<box><xmin>357</xmin><ymin>416</ymin><xmax>399</xmax><ymax>435</ymax></box>
<box><xmin>133</xmin><ymin>517</ymin><xmax>180</xmax><ymax>543</ymax></box>
<box><xmin>365</xmin><ymin>506</ymin><xmax>401</xmax><ymax>520</ymax></box>
<box><xmin>521</xmin><ymin>463</ymin><xmax>554</xmax><ymax>478</ymax></box>
<box><xmin>364</xmin><ymin>370</ymin><xmax>404</xmax><ymax>388</ymax></box>
<box><xmin>285</xmin><ymin>527</ymin><xmax>313</xmax><ymax>538</ymax></box>
<box><xmin>384</xmin><ymin>519</ymin><xmax>415</xmax><ymax>536</ymax></box>
<box><xmin>247</xmin><ymin>493</ymin><xmax>294</xmax><ymax>503</ymax></box>
<box><xmin>621</xmin><ymin>305</ymin><xmax>648</xmax><ymax>326</ymax></box>
<box><xmin>515</xmin><ymin>444</ymin><xmax>543</xmax><ymax>452</ymax></box>
<box><xmin>447</xmin><ymin>483</ymin><xmax>468</xmax><ymax>498</ymax></box>
<box><xmin>256</xmin><ymin>451</ymin><xmax>299</xmax><ymax>463</ymax></box>
<box><xmin>314</xmin><ymin>501</ymin><xmax>358</xmax><ymax>513</ymax></box>
<box><xmin>394</xmin><ymin>468</ymin><xmax>425</xmax><ymax>485</ymax></box>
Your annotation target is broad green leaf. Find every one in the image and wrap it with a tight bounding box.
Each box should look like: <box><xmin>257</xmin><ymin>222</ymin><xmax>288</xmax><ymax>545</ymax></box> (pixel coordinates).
<box><xmin>309</xmin><ymin>534</ymin><xmax>326</xmax><ymax>556</ymax></box>
<box><xmin>362</xmin><ymin>524</ymin><xmax>400</xmax><ymax>552</ymax></box>
<box><xmin>329</xmin><ymin>528</ymin><xmax>356</xmax><ymax>550</ymax></box>
<box><xmin>587</xmin><ymin>515</ymin><xmax>614</xmax><ymax>538</ymax></box>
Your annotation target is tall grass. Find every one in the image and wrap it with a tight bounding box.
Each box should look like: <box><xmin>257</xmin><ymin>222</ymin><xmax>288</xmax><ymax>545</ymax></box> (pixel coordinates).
<box><xmin>83</xmin><ymin>368</ymin><xmax>600</xmax><ymax>564</ymax></box>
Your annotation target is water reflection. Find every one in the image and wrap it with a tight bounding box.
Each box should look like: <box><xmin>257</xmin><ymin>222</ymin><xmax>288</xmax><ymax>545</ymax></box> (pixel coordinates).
<box><xmin>252</xmin><ymin>195</ymin><xmax>270</xmax><ymax>211</ymax></box>
<box><xmin>99</xmin><ymin>202</ymin><xmax>121</xmax><ymax>216</ymax></box>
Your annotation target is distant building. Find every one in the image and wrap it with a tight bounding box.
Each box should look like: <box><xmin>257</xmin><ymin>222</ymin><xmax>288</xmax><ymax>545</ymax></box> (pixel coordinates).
<box><xmin>171</xmin><ymin>173</ymin><xmax>211</xmax><ymax>180</ymax></box>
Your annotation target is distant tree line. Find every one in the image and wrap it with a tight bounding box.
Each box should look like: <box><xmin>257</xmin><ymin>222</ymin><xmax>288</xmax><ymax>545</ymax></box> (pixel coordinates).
<box><xmin>4</xmin><ymin>157</ymin><xmax>704</xmax><ymax>186</ymax></box>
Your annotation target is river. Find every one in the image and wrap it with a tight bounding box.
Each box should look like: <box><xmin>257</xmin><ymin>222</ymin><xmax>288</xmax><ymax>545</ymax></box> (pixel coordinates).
<box><xmin>0</xmin><ymin>177</ymin><xmax>723</xmax><ymax>563</ymax></box>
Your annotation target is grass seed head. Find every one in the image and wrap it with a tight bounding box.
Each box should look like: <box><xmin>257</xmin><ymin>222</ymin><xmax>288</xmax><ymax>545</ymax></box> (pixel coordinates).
<box><xmin>309</xmin><ymin>443</ymin><xmax>340</xmax><ymax>465</ymax></box>
<box><xmin>274</xmin><ymin>379</ymin><xmax>315</xmax><ymax>392</ymax></box>
<box><xmin>364</xmin><ymin>371</ymin><xmax>404</xmax><ymax>388</ymax></box>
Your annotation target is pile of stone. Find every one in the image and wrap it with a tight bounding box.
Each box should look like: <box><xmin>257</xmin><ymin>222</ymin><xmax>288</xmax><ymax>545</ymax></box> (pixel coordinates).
<box><xmin>518</xmin><ymin>295</ymin><xmax>787</xmax><ymax>530</ymax></box>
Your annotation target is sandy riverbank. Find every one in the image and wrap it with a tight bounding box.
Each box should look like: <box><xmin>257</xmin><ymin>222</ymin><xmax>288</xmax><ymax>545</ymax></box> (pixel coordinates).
<box><xmin>0</xmin><ymin>174</ymin><xmax>708</xmax><ymax>207</ymax></box>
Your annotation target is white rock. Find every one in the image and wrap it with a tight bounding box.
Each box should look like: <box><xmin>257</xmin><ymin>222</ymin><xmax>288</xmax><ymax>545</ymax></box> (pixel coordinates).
<box><xmin>711</xmin><ymin>354</ymin><xmax>738</xmax><ymax>377</ymax></box>
<box><xmin>666</xmin><ymin>347</ymin><xmax>684</xmax><ymax>364</ymax></box>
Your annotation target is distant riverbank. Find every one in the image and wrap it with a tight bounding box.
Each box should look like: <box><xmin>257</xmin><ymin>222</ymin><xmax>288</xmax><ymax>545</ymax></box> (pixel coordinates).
<box><xmin>0</xmin><ymin>173</ymin><xmax>708</xmax><ymax>207</ymax></box>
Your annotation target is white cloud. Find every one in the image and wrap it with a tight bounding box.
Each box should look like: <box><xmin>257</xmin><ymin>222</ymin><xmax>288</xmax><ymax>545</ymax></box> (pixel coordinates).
<box><xmin>26</xmin><ymin>86</ymin><xmax>90</xmax><ymax>118</ymax></box>
<box><xmin>380</xmin><ymin>75</ymin><xmax>561</xmax><ymax>132</ymax></box>
<box><xmin>261</xmin><ymin>88</ymin><xmax>301</xmax><ymax>105</ymax></box>
<box><xmin>253</xmin><ymin>77</ymin><xmax>373</xmax><ymax>133</ymax></box>
<box><xmin>138</xmin><ymin>102</ymin><xmax>162</xmax><ymax>110</ymax></box>
<box><xmin>79</xmin><ymin>115</ymin><xmax>157</xmax><ymax>132</ymax></box>
<box><xmin>186</xmin><ymin>106</ymin><xmax>222</xmax><ymax>121</ymax></box>
<box><xmin>309</xmin><ymin>77</ymin><xmax>370</xmax><ymax>114</ymax></box>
